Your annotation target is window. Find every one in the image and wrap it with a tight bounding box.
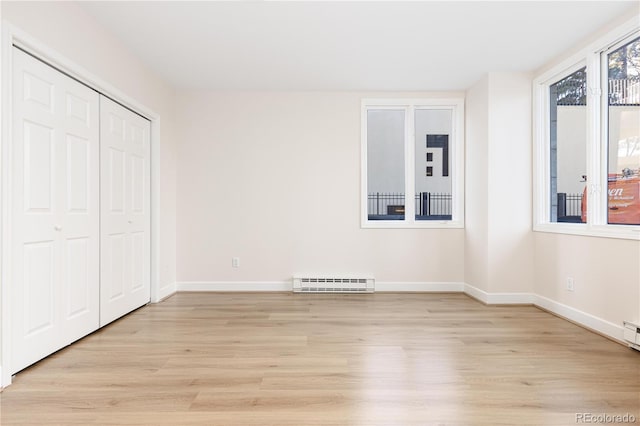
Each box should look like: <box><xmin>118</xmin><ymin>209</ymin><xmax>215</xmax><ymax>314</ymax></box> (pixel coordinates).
<box><xmin>534</xmin><ymin>16</ymin><xmax>640</xmax><ymax>239</ymax></box>
<box><xmin>361</xmin><ymin>98</ymin><xmax>464</xmax><ymax>228</ymax></box>
<box><xmin>606</xmin><ymin>36</ymin><xmax>640</xmax><ymax>226</ymax></box>
<box><xmin>549</xmin><ymin>66</ymin><xmax>587</xmax><ymax>223</ymax></box>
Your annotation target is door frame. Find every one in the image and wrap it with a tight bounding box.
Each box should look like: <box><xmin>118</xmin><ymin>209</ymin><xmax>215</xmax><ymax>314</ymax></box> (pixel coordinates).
<box><xmin>0</xmin><ymin>23</ymin><xmax>163</xmax><ymax>388</ymax></box>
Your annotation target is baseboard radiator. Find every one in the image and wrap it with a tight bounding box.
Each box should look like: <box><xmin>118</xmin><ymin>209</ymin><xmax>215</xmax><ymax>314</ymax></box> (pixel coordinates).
<box><xmin>624</xmin><ymin>321</ymin><xmax>640</xmax><ymax>351</ymax></box>
<box><xmin>292</xmin><ymin>276</ymin><xmax>375</xmax><ymax>293</ymax></box>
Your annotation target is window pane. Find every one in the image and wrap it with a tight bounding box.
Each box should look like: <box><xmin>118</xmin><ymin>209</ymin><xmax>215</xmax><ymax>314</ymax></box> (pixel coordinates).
<box><xmin>415</xmin><ymin>109</ymin><xmax>452</xmax><ymax>221</ymax></box>
<box><xmin>367</xmin><ymin>109</ymin><xmax>405</xmax><ymax>220</ymax></box>
<box><xmin>608</xmin><ymin>36</ymin><xmax>640</xmax><ymax>225</ymax></box>
<box><xmin>549</xmin><ymin>67</ymin><xmax>587</xmax><ymax>223</ymax></box>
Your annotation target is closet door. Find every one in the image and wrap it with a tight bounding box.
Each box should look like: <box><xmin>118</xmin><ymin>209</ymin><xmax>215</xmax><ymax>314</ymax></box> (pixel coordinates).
<box><xmin>11</xmin><ymin>48</ymin><xmax>100</xmax><ymax>373</ymax></box>
<box><xmin>100</xmin><ymin>96</ymin><xmax>151</xmax><ymax>326</ymax></box>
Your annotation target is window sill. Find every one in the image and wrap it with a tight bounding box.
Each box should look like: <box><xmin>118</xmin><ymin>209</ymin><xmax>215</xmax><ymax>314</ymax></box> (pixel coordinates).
<box><xmin>362</xmin><ymin>219</ymin><xmax>464</xmax><ymax>229</ymax></box>
<box><xmin>533</xmin><ymin>222</ymin><xmax>640</xmax><ymax>240</ymax></box>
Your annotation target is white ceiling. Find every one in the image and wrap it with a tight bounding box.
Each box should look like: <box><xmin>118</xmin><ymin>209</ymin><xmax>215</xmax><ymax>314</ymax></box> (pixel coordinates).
<box><xmin>79</xmin><ymin>1</ymin><xmax>638</xmax><ymax>91</ymax></box>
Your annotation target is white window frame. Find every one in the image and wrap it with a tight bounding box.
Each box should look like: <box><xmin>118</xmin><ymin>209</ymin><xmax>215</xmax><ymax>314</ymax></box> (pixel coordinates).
<box><xmin>533</xmin><ymin>14</ymin><xmax>640</xmax><ymax>240</ymax></box>
<box><xmin>361</xmin><ymin>98</ymin><xmax>465</xmax><ymax>229</ymax></box>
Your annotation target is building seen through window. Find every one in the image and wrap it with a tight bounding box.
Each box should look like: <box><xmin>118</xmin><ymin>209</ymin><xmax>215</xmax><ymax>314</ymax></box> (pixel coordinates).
<box><xmin>366</xmin><ymin>108</ymin><xmax>453</xmax><ymax>221</ymax></box>
<box><xmin>548</xmin><ymin>36</ymin><xmax>640</xmax><ymax>227</ymax></box>
<box><xmin>607</xmin><ymin>36</ymin><xmax>640</xmax><ymax>225</ymax></box>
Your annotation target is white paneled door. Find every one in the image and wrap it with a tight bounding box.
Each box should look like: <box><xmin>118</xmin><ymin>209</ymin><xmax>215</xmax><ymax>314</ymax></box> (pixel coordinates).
<box><xmin>11</xmin><ymin>48</ymin><xmax>100</xmax><ymax>373</ymax></box>
<box><xmin>100</xmin><ymin>96</ymin><xmax>151</xmax><ymax>326</ymax></box>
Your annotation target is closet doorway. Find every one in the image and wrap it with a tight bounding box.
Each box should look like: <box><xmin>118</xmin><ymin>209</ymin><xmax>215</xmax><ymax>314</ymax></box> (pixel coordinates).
<box><xmin>9</xmin><ymin>47</ymin><xmax>151</xmax><ymax>375</ymax></box>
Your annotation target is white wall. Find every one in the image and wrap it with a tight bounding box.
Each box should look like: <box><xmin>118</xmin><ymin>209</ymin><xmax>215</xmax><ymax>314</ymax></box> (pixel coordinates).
<box><xmin>464</xmin><ymin>76</ymin><xmax>490</xmax><ymax>292</ymax></box>
<box><xmin>175</xmin><ymin>91</ymin><xmax>465</xmax><ymax>285</ymax></box>
<box><xmin>535</xmin><ymin>233</ymin><xmax>640</xmax><ymax>325</ymax></box>
<box><xmin>533</xmin><ymin>10</ymin><xmax>640</xmax><ymax>329</ymax></box>
<box><xmin>1</xmin><ymin>1</ymin><xmax>177</xmax><ymax>383</ymax></box>
<box><xmin>464</xmin><ymin>73</ymin><xmax>534</xmax><ymax>296</ymax></box>
<box><xmin>486</xmin><ymin>73</ymin><xmax>534</xmax><ymax>294</ymax></box>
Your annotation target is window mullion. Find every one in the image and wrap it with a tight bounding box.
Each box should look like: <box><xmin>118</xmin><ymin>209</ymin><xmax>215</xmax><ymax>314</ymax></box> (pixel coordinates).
<box><xmin>533</xmin><ymin>83</ymin><xmax>551</xmax><ymax>226</ymax></box>
<box><xmin>452</xmin><ymin>103</ymin><xmax>465</xmax><ymax>224</ymax></box>
<box><xmin>586</xmin><ymin>52</ymin><xmax>604</xmax><ymax>227</ymax></box>
<box><xmin>541</xmin><ymin>88</ymin><xmax>552</xmax><ymax>225</ymax></box>
<box><xmin>405</xmin><ymin>106</ymin><xmax>416</xmax><ymax>222</ymax></box>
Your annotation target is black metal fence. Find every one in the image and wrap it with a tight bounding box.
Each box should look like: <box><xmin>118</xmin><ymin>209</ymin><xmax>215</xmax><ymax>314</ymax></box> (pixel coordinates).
<box><xmin>368</xmin><ymin>192</ymin><xmax>452</xmax><ymax>217</ymax></box>
<box><xmin>367</xmin><ymin>192</ymin><xmax>581</xmax><ymax>219</ymax></box>
<box><xmin>609</xmin><ymin>79</ymin><xmax>640</xmax><ymax>106</ymax></box>
<box><xmin>557</xmin><ymin>192</ymin><xmax>582</xmax><ymax>219</ymax></box>
<box><xmin>555</xmin><ymin>77</ymin><xmax>640</xmax><ymax>106</ymax></box>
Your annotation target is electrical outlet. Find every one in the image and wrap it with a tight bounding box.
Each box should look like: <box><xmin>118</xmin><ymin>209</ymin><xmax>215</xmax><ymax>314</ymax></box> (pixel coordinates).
<box><xmin>232</xmin><ymin>257</ymin><xmax>240</xmax><ymax>268</ymax></box>
<box><xmin>566</xmin><ymin>277</ymin><xmax>575</xmax><ymax>292</ymax></box>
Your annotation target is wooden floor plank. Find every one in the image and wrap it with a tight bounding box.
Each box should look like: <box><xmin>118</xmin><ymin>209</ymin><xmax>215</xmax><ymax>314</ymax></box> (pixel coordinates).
<box><xmin>1</xmin><ymin>292</ymin><xmax>638</xmax><ymax>425</ymax></box>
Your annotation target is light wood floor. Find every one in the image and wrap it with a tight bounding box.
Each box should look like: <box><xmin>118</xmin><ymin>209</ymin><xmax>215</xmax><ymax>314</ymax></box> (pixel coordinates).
<box><xmin>1</xmin><ymin>292</ymin><xmax>639</xmax><ymax>425</ymax></box>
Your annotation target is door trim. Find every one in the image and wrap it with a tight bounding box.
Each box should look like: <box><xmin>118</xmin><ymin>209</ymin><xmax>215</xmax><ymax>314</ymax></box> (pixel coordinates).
<box><xmin>0</xmin><ymin>23</ymin><xmax>163</xmax><ymax>388</ymax></box>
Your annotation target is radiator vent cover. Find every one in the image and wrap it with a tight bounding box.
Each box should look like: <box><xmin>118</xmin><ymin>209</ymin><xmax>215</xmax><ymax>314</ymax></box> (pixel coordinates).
<box><xmin>624</xmin><ymin>321</ymin><xmax>640</xmax><ymax>351</ymax></box>
<box><xmin>292</xmin><ymin>276</ymin><xmax>375</xmax><ymax>293</ymax></box>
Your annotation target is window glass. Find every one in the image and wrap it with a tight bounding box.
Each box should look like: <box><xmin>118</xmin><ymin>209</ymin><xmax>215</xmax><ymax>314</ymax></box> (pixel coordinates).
<box><xmin>414</xmin><ymin>109</ymin><xmax>452</xmax><ymax>220</ymax></box>
<box><xmin>534</xmin><ymin>25</ymin><xmax>640</xmax><ymax>238</ymax></box>
<box><xmin>363</xmin><ymin>99</ymin><xmax>463</xmax><ymax>228</ymax></box>
<box><xmin>549</xmin><ymin>67</ymin><xmax>587</xmax><ymax>223</ymax></box>
<box><xmin>367</xmin><ymin>109</ymin><xmax>405</xmax><ymax>220</ymax></box>
<box><xmin>607</xmin><ymin>36</ymin><xmax>640</xmax><ymax>225</ymax></box>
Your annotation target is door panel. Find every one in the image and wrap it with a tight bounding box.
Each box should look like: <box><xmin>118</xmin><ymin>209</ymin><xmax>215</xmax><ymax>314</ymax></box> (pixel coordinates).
<box><xmin>106</xmin><ymin>233</ymin><xmax>126</xmax><ymax>301</ymax></box>
<box><xmin>131</xmin><ymin>231</ymin><xmax>145</xmax><ymax>292</ymax></box>
<box><xmin>23</xmin><ymin>241</ymin><xmax>55</xmax><ymax>336</ymax></box>
<box><xmin>22</xmin><ymin>71</ymin><xmax>54</xmax><ymax>111</ymax></box>
<box><xmin>108</xmin><ymin>148</ymin><xmax>126</xmax><ymax>212</ymax></box>
<box><xmin>66</xmin><ymin>134</ymin><xmax>90</xmax><ymax>213</ymax></box>
<box><xmin>100</xmin><ymin>96</ymin><xmax>151</xmax><ymax>326</ymax></box>
<box><xmin>65</xmin><ymin>237</ymin><xmax>90</xmax><ymax>319</ymax></box>
<box><xmin>131</xmin><ymin>155</ymin><xmax>144</xmax><ymax>212</ymax></box>
<box><xmin>66</xmin><ymin>93</ymin><xmax>90</xmax><ymax>125</ymax></box>
<box><xmin>11</xmin><ymin>48</ymin><xmax>100</xmax><ymax>374</ymax></box>
<box><xmin>23</xmin><ymin>121</ymin><xmax>54</xmax><ymax>212</ymax></box>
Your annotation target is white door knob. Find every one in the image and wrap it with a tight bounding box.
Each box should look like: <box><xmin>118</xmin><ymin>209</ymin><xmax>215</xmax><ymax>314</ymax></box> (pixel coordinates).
<box><xmin>54</xmin><ymin>225</ymin><xmax>62</xmax><ymax>231</ymax></box>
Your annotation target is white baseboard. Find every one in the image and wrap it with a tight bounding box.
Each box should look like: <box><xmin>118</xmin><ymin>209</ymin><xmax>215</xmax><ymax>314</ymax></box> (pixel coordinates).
<box><xmin>534</xmin><ymin>294</ymin><xmax>624</xmax><ymax>342</ymax></box>
<box><xmin>173</xmin><ymin>280</ymin><xmax>623</xmax><ymax>344</ymax></box>
<box><xmin>463</xmin><ymin>283</ymin><xmax>488</xmax><ymax>303</ymax></box>
<box><xmin>177</xmin><ymin>281</ymin><xmax>292</xmax><ymax>292</ymax></box>
<box><xmin>464</xmin><ymin>284</ymin><xmax>535</xmax><ymax>305</ymax></box>
<box><xmin>0</xmin><ymin>365</ymin><xmax>11</xmax><ymax>390</ymax></box>
<box><xmin>156</xmin><ymin>282</ymin><xmax>177</xmax><ymax>302</ymax></box>
<box><xmin>376</xmin><ymin>282</ymin><xmax>465</xmax><ymax>292</ymax></box>
<box><xmin>464</xmin><ymin>284</ymin><xmax>623</xmax><ymax>342</ymax></box>
<box><xmin>177</xmin><ymin>281</ymin><xmax>464</xmax><ymax>293</ymax></box>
